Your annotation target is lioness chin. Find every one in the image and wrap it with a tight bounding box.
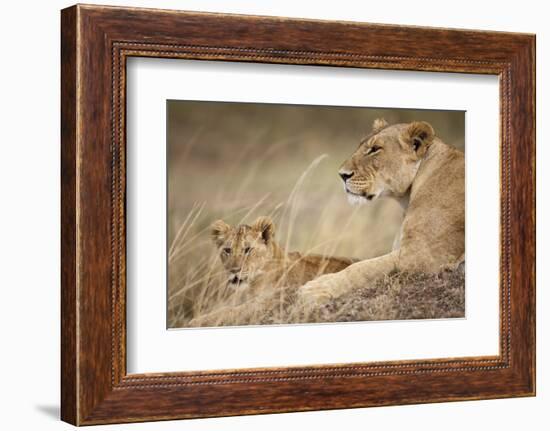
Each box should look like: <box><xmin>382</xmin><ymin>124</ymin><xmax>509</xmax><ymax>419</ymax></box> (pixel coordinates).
<box><xmin>298</xmin><ymin>118</ymin><xmax>465</xmax><ymax>303</ymax></box>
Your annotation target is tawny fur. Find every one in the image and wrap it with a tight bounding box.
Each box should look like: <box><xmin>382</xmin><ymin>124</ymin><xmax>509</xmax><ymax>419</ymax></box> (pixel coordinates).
<box><xmin>189</xmin><ymin>217</ymin><xmax>356</xmax><ymax>326</ymax></box>
<box><xmin>299</xmin><ymin>118</ymin><xmax>465</xmax><ymax>303</ymax></box>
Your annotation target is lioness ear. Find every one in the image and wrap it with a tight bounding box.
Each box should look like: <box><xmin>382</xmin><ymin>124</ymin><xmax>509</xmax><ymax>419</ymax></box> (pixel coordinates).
<box><xmin>406</xmin><ymin>121</ymin><xmax>435</xmax><ymax>158</ymax></box>
<box><xmin>372</xmin><ymin>118</ymin><xmax>389</xmax><ymax>133</ymax></box>
<box><xmin>210</xmin><ymin>219</ymin><xmax>230</xmax><ymax>245</ymax></box>
<box><xmin>252</xmin><ymin>216</ymin><xmax>275</xmax><ymax>244</ymax></box>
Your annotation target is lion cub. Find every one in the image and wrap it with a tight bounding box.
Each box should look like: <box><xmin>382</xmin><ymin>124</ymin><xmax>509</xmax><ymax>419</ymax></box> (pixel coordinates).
<box><xmin>187</xmin><ymin>217</ymin><xmax>355</xmax><ymax>327</ymax></box>
<box><xmin>211</xmin><ymin>216</ymin><xmax>355</xmax><ymax>295</ymax></box>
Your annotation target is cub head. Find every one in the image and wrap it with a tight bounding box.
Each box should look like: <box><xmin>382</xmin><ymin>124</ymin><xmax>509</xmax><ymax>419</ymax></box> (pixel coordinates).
<box><xmin>210</xmin><ymin>216</ymin><xmax>276</xmax><ymax>288</ymax></box>
<box><xmin>338</xmin><ymin>118</ymin><xmax>435</xmax><ymax>204</ymax></box>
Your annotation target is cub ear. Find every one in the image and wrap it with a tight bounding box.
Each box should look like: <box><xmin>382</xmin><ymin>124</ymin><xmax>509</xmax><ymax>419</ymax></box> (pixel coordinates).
<box><xmin>405</xmin><ymin>121</ymin><xmax>435</xmax><ymax>158</ymax></box>
<box><xmin>252</xmin><ymin>216</ymin><xmax>275</xmax><ymax>244</ymax></box>
<box><xmin>372</xmin><ymin>118</ymin><xmax>389</xmax><ymax>133</ymax></box>
<box><xmin>210</xmin><ymin>219</ymin><xmax>230</xmax><ymax>245</ymax></box>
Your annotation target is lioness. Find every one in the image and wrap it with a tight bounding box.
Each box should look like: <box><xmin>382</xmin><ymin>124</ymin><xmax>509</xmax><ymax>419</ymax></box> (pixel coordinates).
<box><xmin>188</xmin><ymin>217</ymin><xmax>355</xmax><ymax>326</ymax></box>
<box><xmin>298</xmin><ymin>118</ymin><xmax>465</xmax><ymax>303</ymax></box>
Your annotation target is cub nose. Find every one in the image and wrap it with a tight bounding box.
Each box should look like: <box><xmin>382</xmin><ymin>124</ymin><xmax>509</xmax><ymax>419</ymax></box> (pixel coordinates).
<box><xmin>339</xmin><ymin>170</ymin><xmax>354</xmax><ymax>183</ymax></box>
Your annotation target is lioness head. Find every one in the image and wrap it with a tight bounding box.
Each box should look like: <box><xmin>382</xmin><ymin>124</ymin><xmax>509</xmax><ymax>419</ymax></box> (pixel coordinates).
<box><xmin>210</xmin><ymin>217</ymin><xmax>276</xmax><ymax>288</ymax></box>
<box><xmin>339</xmin><ymin>118</ymin><xmax>435</xmax><ymax>204</ymax></box>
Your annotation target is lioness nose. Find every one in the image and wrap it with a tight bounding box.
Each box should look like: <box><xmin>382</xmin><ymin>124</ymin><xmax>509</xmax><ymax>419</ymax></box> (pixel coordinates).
<box><xmin>339</xmin><ymin>170</ymin><xmax>354</xmax><ymax>182</ymax></box>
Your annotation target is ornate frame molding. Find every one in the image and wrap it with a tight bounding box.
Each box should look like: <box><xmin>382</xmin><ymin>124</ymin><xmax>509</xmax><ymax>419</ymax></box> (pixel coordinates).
<box><xmin>61</xmin><ymin>5</ymin><xmax>535</xmax><ymax>425</ymax></box>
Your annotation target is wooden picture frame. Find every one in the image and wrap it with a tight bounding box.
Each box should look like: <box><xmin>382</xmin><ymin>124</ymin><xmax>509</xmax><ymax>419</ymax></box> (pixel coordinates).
<box><xmin>61</xmin><ymin>4</ymin><xmax>535</xmax><ymax>425</ymax></box>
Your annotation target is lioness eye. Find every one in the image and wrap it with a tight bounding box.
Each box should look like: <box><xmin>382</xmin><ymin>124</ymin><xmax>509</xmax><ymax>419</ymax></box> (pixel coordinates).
<box><xmin>223</xmin><ymin>247</ymin><xmax>231</xmax><ymax>254</ymax></box>
<box><xmin>367</xmin><ymin>145</ymin><xmax>381</xmax><ymax>155</ymax></box>
<box><xmin>244</xmin><ymin>247</ymin><xmax>252</xmax><ymax>254</ymax></box>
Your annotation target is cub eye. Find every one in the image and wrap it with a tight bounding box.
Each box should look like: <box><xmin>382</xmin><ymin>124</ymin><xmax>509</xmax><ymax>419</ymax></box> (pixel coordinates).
<box><xmin>367</xmin><ymin>145</ymin><xmax>381</xmax><ymax>155</ymax></box>
<box><xmin>244</xmin><ymin>247</ymin><xmax>252</xmax><ymax>254</ymax></box>
<box><xmin>223</xmin><ymin>247</ymin><xmax>231</xmax><ymax>254</ymax></box>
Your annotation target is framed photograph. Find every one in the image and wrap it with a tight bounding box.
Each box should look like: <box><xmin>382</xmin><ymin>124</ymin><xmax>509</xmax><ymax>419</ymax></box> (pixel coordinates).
<box><xmin>61</xmin><ymin>4</ymin><xmax>535</xmax><ymax>425</ymax></box>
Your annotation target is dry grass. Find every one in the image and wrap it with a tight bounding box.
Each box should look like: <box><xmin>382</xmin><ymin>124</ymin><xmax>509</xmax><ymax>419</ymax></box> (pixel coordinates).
<box><xmin>166</xmin><ymin>158</ymin><xmax>368</xmax><ymax>327</ymax></box>
<box><xmin>167</xmin><ymin>101</ymin><xmax>465</xmax><ymax>328</ymax></box>
<box><xmin>181</xmin><ymin>264</ymin><xmax>465</xmax><ymax>328</ymax></box>
<box><xmin>319</xmin><ymin>264</ymin><xmax>466</xmax><ymax>323</ymax></box>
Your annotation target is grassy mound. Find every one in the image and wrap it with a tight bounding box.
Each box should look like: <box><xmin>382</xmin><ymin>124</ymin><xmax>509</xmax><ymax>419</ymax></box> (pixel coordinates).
<box><xmin>184</xmin><ymin>264</ymin><xmax>465</xmax><ymax>327</ymax></box>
